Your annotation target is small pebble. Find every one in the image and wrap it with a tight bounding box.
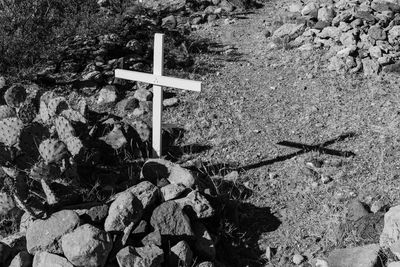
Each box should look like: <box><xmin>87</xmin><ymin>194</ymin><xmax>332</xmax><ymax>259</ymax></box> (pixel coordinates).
<box><xmin>292</xmin><ymin>254</ymin><xmax>304</xmax><ymax>265</ymax></box>
<box><xmin>315</xmin><ymin>259</ymin><xmax>329</xmax><ymax>267</ymax></box>
<box><xmin>371</xmin><ymin>199</ymin><xmax>384</xmax><ymax>213</ymax></box>
<box><xmin>321</xmin><ymin>175</ymin><xmax>332</xmax><ymax>184</ymax></box>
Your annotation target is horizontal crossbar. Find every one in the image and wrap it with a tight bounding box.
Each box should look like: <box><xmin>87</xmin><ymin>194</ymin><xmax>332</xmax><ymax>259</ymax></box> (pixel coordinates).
<box><xmin>115</xmin><ymin>69</ymin><xmax>201</xmax><ymax>92</ymax></box>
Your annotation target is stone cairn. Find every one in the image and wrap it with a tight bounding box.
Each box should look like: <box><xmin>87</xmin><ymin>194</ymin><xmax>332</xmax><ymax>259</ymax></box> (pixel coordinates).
<box><xmin>0</xmin><ymin>157</ymin><xmax>219</xmax><ymax>267</ymax></box>
<box><xmin>270</xmin><ymin>0</ymin><xmax>400</xmax><ymax>75</ymax></box>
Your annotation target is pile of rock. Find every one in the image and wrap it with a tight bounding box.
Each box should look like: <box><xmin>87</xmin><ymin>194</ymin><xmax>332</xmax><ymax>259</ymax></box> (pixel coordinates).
<box><xmin>305</xmin><ymin>202</ymin><xmax>400</xmax><ymax>267</ymax></box>
<box><xmin>271</xmin><ymin>0</ymin><xmax>400</xmax><ymax>75</ymax></box>
<box><xmin>0</xmin><ymin>158</ymin><xmax>221</xmax><ymax>267</ymax></box>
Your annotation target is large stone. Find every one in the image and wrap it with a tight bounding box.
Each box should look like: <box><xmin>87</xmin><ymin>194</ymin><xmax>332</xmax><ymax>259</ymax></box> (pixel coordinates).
<box><xmin>327</xmin><ymin>244</ymin><xmax>380</xmax><ymax>267</ymax></box>
<box><xmin>175</xmin><ymin>190</ymin><xmax>215</xmax><ymax>219</ymax></box>
<box><xmin>272</xmin><ymin>23</ymin><xmax>306</xmax><ymax>41</ymax></box>
<box><xmin>9</xmin><ymin>251</ymin><xmax>32</xmax><ymax>267</ymax></box>
<box><xmin>61</xmin><ymin>224</ymin><xmax>113</xmax><ymax>267</ymax></box>
<box><xmin>110</xmin><ymin>181</ymin><xmax>159</xmax><ymax>211</ymax></box>
<box><xmin>169</xmin><ymin>240</ymin><xmax>193</xmax><ymax>266</ymax></box>
<box><xmin>116</xmin><ymin>245</ymin><xmax>164</xmax><ymax>267</ymax></box>
<box><xmin>150</xmin><ymin>201</ymin><xmax>194</xmax><ymax>238</ymax></box>
<box><xmin>104</xmin><ymin>191</ymin><xmax>143</xmax><ymax>232</ymax></box>
<box><xmin>26</xmin><ymin>210</ymin><xmax>80</xmax><ymax>254</ymax></box>
<box><xmin>381</xmin><ymin>205</ymin><xmax>400</xmax><ymax>248</ymax></box>
<box><xmin>32</xmin><ymin>252</ymin><xmax>73</xmax><ymax>267</ymax></box>
<box><xmin>193</xmin><ymin>222</ymin><xmax>216</xmax><ymax>260</ymax></box>
<box><xmin>141</xmin><ymin>159</ymin><xmax>196</xmax><ymax>188</ymax></box>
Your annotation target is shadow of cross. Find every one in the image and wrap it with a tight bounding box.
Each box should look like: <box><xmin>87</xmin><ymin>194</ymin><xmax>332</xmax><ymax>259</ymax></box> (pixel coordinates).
<box><xmin>114</xmin><ymin>33</ymin><xmax>202</xmax><ymax>158</ymax></box>
<box><xmin>238</xmin><ymin>132</ymin><xmax>356</xmax><ymax>172</ymax></box>
<box><xmin>277</xmin><ymin>132</ymin><xmax>357</xmax><ymax>157</ymax></box>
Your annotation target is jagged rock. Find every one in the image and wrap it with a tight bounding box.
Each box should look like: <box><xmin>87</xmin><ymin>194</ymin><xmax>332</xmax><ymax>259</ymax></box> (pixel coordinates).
<box><xmin>61</xmin><ymin>224</ymin><xmax>113</xmax><ymax>267</ymax></box>
<box><xmin>327</xmin><ymin>244</ymin><xmax>380</xmax><ymax>267</ymax></box>
<box><xmin>369</xmin><ymin>46</ymin><xmax>382</xmax><ymax>58</ymax></box>
<box><xmin>346</xmin><ymin>200</ymin><xmax>369</xmax><ymax>221</ymax></box>
<box><xmin>318</xmin><ymin>7</ymin><xmax>335</xmax><ymax>22</ymax></box>
<box><xmin>97</xmin><ymin>85</ymin><xmax>117</xmax><ymax>105</ymax></box>
<box><xmin>193</xmin><ymin>222</ymin><xmax>216</xmax><ymax>260</ymax></box>
<box><xmin>74</xmin><ymin>204</ymin><xmax>109</xmax><ymax>224</ymax></box>
<box><xmin>301</xmin><ymin>2</ymin><xmax>319</xmax><ymax>18</ymax></box>
<box><xmin>0</xmin><ymin>192</ymin><xmax>16</xmax><ymax>217</ymax></box>
<box><xmin>142</xmin><ymin>229</ymin><xmax>162</xmax><ymax>247</ymax></box>
<box><xmin>111</xmin><ymin>181</ymin><xmax>159</xmax><ymax>211</ymax></box>
<box><xmin>0</xmin><ymin>76</ymin><xmax>5</xmax><ymax>90</ymax></box>
<box><xmin>272</xmin><ymin>23</ymin><xmax>306</xmax><ymax>41</ymax></box>
<box><xmin>362</xmin><ymin>58</ymin><xmax>380</xmax><ymax>75</ymax></box>
<box><xmin>116</xmin><ymin>245</ymin><xmax>164</xmax><ymax>267</ymax></box>
<box><xmin>143</xmin><ymin>0</ymin><xmax>185</xmax><ymax>11</ymax></box>
<box><xmin>318</xmin><ymin>26</ymin><xmax>341</xmax><ymax>40</ymax></box>
<box><xmin>141</xmin><ymin>159</ymin><xmax>196</xmax><ymax>188</ymax></box>
<box><xmin>169</xmin><ymin>240</ymin><xmax>193</xmax><ymax>267</ymax></box>
<box><xmin>99</xmin><ymin>124</ymin><xmax>127</xmax><ymax>150</ymax></box>
<box><xmin>26</xmin><ymin>210</ymin><xmax>80</xmax><ymax>254</ymax></box>
<box><xmin>115</xmin><ymin>97</ymin><xmax>140</xmax><ymax>117</ymax></box>
<box><xmin>134</xmin><ymin>88</ymin><xmax>152</xmax><ymax>102</ymax></box>
<box><xmin>340</xmin><ymin>31</ymin><xmax>357</xmax><ymax>46</ymax></box>
<box><xmin>32</xmin><ymin>252</ymin><xmax>73</xmax><ymax>267</ymax></box>
<box><xmin>161</xmin><ymin>183</ymin><xmax>187</xmax><ymax>201</ymax></box>
<box><xmin>9</xmin><ymin>251</ymin><xmax>32</xmax><ymax>267</ymax></box>
<box><xmin>162</xmin><ymin>15</ymin><xmax>177</xmax><ymax>30</ymax></box>
<box><xmin>150</xmin><ymin>201</ymin><xmax>194</xmax><ymax>238</ymax></box>
<box><xmin>369</xmin><ymin>25</ymin><xmax>387</xmax><ymax>40</ymax></box>
<box><xmin>104</xmin><ymin>191</ymin><xmax>143</xmax><ymax>232</ymax></box>
<box><xmin>175</xmin><ymin>190</ymin><xmax>215</xmax><ymax>219</ymax></box>
<box><xmin>163</xmin><ymin>97</ymin><xmax>179</xmax><ymax>107</ymax></box>
<box><xmin>132</xmin><ymin>220</ymin><xmax>148</xmax><ymax>235</ymax></box>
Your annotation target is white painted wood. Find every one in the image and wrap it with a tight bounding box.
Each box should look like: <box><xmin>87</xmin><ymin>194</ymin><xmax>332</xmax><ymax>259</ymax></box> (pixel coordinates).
<box><xmin>114</xmin><ymin>70</ymin><xmax>201</xmax><ymax>92</ymax></box>
<box><xmin>114</xmin><ymin>33</ymin><xmax>202</xmax><ymax>158</ymax></box>
<box><xmin>152</xmin><ymin>33</ymin><xmax>164</xmax><ymax>158</ymax></box>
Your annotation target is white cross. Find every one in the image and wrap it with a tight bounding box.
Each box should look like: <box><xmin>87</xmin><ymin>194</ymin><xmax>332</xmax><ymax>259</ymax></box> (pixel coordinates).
<box><xmin>115</xmin><ymin>33</ymin><xmax>202</xmax><ymax>158</ymax></box>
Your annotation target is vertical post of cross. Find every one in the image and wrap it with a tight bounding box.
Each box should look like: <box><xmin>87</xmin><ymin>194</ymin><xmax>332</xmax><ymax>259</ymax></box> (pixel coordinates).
<box><xmin>152</xmin><ymin>33</ymin><xmax>164</xmax><ymax>158</ymax></box>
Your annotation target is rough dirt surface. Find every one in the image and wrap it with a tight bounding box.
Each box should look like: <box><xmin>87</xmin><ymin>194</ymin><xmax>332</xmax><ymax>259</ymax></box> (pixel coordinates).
<box><xmin>162</xmin><ymin>0</ymin><xmax>400</xmax><ymax>266</ymax></box>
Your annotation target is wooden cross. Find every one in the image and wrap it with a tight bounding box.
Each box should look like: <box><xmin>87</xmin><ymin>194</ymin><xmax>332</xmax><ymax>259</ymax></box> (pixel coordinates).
<box><xmin>115</xmin><ymin>33</ymin><xmax>202</xmax><ymax>158</ymax></box>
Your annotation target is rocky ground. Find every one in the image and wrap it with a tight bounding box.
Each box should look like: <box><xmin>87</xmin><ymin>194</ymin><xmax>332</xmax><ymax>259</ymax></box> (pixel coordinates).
<box><xmin>5</xmin><ymin>0</ymin><xmax>400</xmax><ymax>266</ymax></box>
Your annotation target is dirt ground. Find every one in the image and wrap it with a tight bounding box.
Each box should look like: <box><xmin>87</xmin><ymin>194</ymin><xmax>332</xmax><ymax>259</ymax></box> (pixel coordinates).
<box><xmin>161</xmin><ymin>0</ymin><xmax>400</xmax><ymax>266</ymax></box>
